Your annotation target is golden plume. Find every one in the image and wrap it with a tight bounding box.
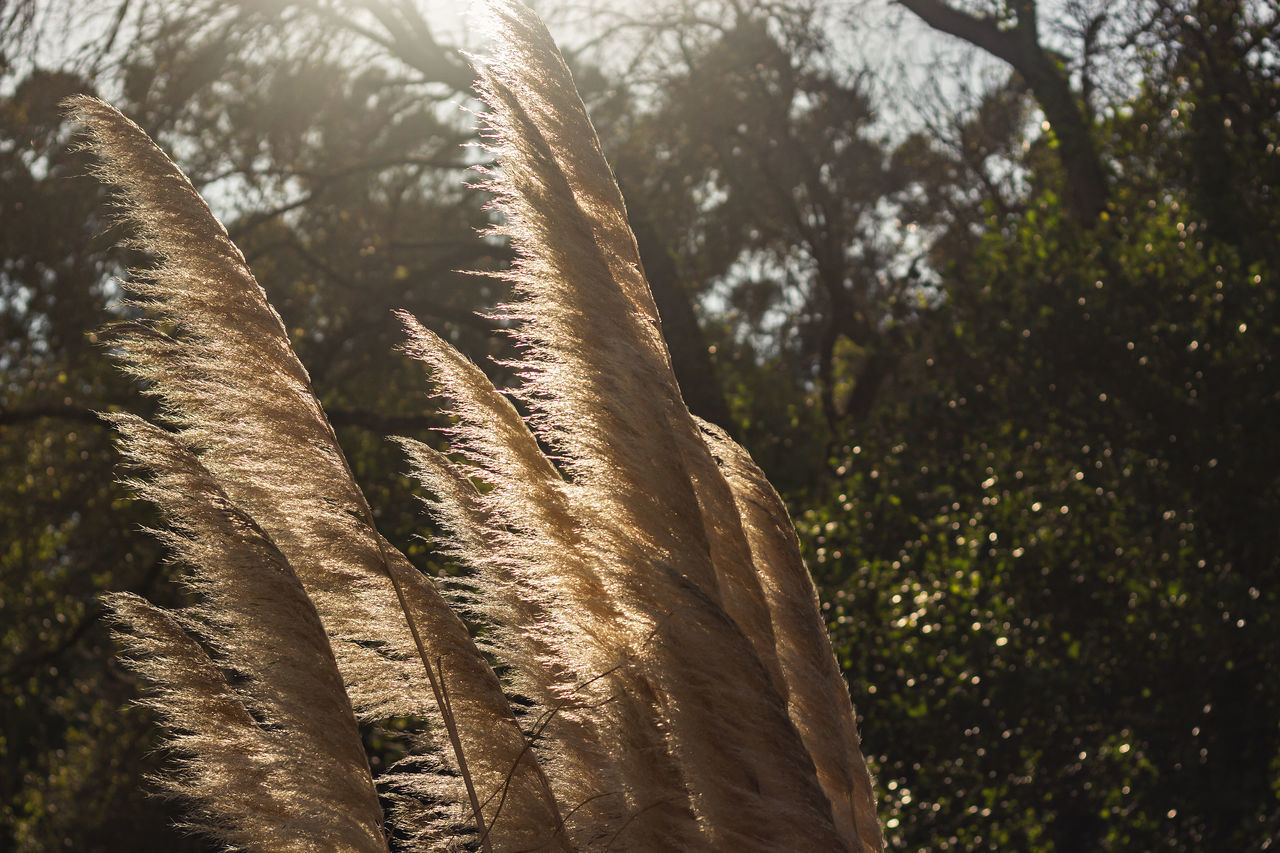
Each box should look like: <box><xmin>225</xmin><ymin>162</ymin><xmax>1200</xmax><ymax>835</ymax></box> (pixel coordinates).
<box><xmin>74</xmin><ymin>1</ymin><xmax>883</xmax><ymax>850</ymax></box>
<box><xmin>64</xmin><ymin>92</ymin><xmax>563</xmax><ymax>852</ymax></box>
<box><xmin>101</xmin><ymin>414</ymin><xmax>387</xmax><ymax>852</ymax></box>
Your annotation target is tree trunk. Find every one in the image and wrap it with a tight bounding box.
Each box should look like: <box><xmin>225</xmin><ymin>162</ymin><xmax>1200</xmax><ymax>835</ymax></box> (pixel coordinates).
<box><xmin>630</xmin><ymin>214</ymin><xmax>737</xmax><ymax>433</ymax></box>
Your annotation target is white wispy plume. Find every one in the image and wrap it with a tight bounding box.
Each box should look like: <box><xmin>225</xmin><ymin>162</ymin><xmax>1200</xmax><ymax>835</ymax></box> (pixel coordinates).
<box><xmin>696</xmin><ymin>418</ymin><xmax>884</xmax><ymax>850</ymax></box>
<box><xmin>74</xmin><ymin>1</ymin><xmax>882</xmax><ymax>850</ymax></box>
<box><xmin>65</xmin><ymin>93</ymin><xmax>562</xmax><ymax>851</ymax></box>
<box><xmin>102</xmin><ymin>414</ymin><xmax>387</xmax><ymax>852</ymax></box>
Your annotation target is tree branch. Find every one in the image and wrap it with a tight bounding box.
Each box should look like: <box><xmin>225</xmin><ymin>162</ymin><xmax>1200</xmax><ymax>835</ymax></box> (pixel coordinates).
<box><xmin>898</xmin><ymin>0</ymin><xmax>1108</xmax><ymax>224</ymax></box>
<box><xmin>897</xmin><ymin>0</ymin><xmax>1024</xmax><ymax>65</ymax></box>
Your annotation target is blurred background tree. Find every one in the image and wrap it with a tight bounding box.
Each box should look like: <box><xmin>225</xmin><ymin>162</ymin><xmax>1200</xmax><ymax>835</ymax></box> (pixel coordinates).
<box><xmin>1</xmin><ymin>0</ymin><xmax>1276</xmax><ymax>850</ymax></box>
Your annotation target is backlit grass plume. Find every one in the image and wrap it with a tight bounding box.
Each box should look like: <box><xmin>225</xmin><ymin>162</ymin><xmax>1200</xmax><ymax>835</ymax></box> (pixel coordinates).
<box><xmin>74</xmin><ymin>1</ymin><xmax>882</xmax><ymax>850</ymax></box>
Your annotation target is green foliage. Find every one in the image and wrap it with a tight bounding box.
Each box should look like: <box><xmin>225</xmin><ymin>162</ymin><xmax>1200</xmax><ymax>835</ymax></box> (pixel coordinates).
<box><xmin>796</xmin><ymin>6</ymin><xmax>1280</xmax><ymax>847</ymax></box>
<box><xmin>814</xmin><ymin>108</ymin><xmax>1280</xmax><ymax>850</ymax></box>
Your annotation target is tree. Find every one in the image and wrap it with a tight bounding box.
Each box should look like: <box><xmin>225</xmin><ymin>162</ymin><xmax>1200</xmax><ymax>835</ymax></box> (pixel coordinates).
<box><xmin>816</xmin><ymin>2</ymin><xmax>1280</xmax><ymax>848</ymax></box>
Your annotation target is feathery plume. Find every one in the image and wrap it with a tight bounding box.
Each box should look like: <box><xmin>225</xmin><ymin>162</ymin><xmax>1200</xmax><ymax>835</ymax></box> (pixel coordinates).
<box><xmin>697</xmin><ymin>418</ymin><xmax>885</xmax><ymax>852</ymax></box>
<box><xmin>77</xmin><ymin>0</ymin><xmax>883</xmax><ymax>848</ymax></box>
<box><xmin>102</xmin><ymin>414</ymin><xmax>387</xmax><ymax>852</ymax></box>
<box><xmin>65</xmin><ymin>95</ymin><xmax>563</xmax><ymax>850</ymax></box>
<box><xmin>397</xmin><ymin>2</ymin><xmax>874</xmax><ymax>849</ymax></box>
